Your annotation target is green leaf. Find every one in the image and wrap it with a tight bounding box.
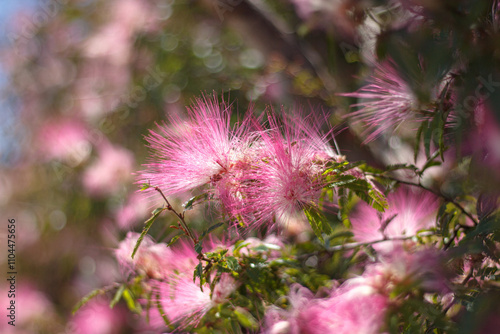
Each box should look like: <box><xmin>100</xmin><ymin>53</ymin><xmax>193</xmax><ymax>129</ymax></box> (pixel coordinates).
<box><xmin>414</xmin><ymin>122</ymin><xmax>425</xmax><ymax>163</ymax></box>
<box><xmin>122</xmin><ymin>288</ymin><xmax>141</xmax><ymax>313</ymax></box>
<box><xmin>304</xmin><ymin>206</ymin><xmax>332</xmax><ymax>243</ymax></box>
<box><xmin>342</xmin><ymin>178</ymin><xmax>370</xmax><ymax>192</ymax></box>
<box><xmin>232</xmin><ymin>241</ymin><xmax>250</xmax><ymax>256</ymax></box>
<box><xmin>327</xmin><ymin>230</ymin><xmax>354</xmax><ymax>241</ymax></box>
<box><xmin>477</xmin><ymin>194</ymin><xmax>497</xmax><ymax>221</ymax></box>
<box><xmin>234</xmin><ymin>307</ymin><xmax>258</xmax><ymax>330</ymax></box>
<box><xmin>368</xmin><ymin>188</ymin><xmax>389</xmax><ymax>212</ymax></box>
<box><xmin>328</xmin><ymin>175</ymin><xmax>358</xmax><ymax>188</ymax></box>
<box><xmin>182</xmin><ymin>193</ymin><xmax>208</xmax><ymax>211</ymax></box>
<box><xmin>140</xmin><ymin>183</ymin><xmax>150</xmax><ymax>191</ymax></box>
<box><xmin>193</xmin><ymin>262</ymin><xmax>203</xmax><ymax>283</ymax></box>
<box><xmin>335</xmin><ymin>160</ymin><xmax>365</xmax><ymax>172</ymax></box>
<box><xmin>155</xmin><ymin>290</ymin><xmax>171</xmax><ymax>328</ymax></box>
<box><xmin>151</xmin><ymin>207</ymin><xmax>164</xmax><ymax>215</ymax></box>
<box><xmin>207</xmin><ymin>222</ymin><xmax>224</xmax><ymax>234</ymax></box>
<box><xmin>385</xmin><ymin>163</ymin><xmax>419</xmax><ymax>172</ymax></box>
<box><xmin>253</xmin><ymin>243</ymin><xmax>281</xmax><ymax>252</ymax></box>
<box><xmin>200</xmin><ymin>222</ymin><xmax>224</xmax><ymax>239</ymax></box>
<box><xmin>339</xmin><ymin>177</ymin><xmax>387</xmax><ymax>212</ymax></box>
<box><xmin>166</xmin><ymin>234</ymin><xmax>181</xmax><ymax>247</ymax></box>
<box><xmin>131</xmin><ymin>207</ymin><xmax>164</xmax><ymax>259</ymax></box>
<box><xmin>226</xmin><ymin>256</ymin><xmax>241</xmax><ymax>271</ymax></box>
<box><xmin>463</xmin><ymin>216</ymin><xmax>500</xmax><ymax>241</ymax></box>
<box><xmin>72</xmin><ymin>287</ymin><xmax>108</xmax><ymax>314</ymax></box>
<box><xmin>109</xmin><ymin>284</ymin><xmax>125</xmax><ymax>308</ymax></box>
<box><xmin>358</xmin><ymin>163</ymin><xmax>384</xmax><ymax>174</ymax></box>
<box><xmin>195</xmin><ymin>242</ymin><xmax>203</xmax><ymax>254</ymax></box>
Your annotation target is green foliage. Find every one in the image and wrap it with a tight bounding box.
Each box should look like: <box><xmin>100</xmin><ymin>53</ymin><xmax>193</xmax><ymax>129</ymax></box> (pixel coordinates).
<box><xmin>109</xmin><ymin>284</ymin><xmax>126</xmax><ymax>309</ymax></box>
<box><xmin>132</xmin><ymin>207</ymin><xmax>165</xmax><ymax>259</ymax></box>
<box><xmin>183</xmin><ymin>194</ymin><xmax>209</xmax><ymax>211</ymax></box>
<box><xmin>233</xmin><ymin>307</ymin><xmax>259</xmax><ymax>330</ymax></box>
<box><xmin>304</xmin><ymin>205</ymin><xmax>333</xmax><ymax>243</ymax></box>
<box><xmin>72</xmin><ymin>287</ymin><xmax>111</xmax><ymax>314</ymax></box>
<box><xmin>57</xmin><ymin>1</ymin><xmax>500</xmax><ymax>333</ymax></box>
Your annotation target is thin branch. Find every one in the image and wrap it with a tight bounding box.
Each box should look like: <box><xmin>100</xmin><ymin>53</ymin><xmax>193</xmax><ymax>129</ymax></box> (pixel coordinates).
<box><xmin>154</xmin><ymin>186</ymin><xmax>198</xmax><ymax>244</ymax></box>
<box><xmin>369</xmin><ymin>173</ymin><xmax>479</xmax><ymax>226</ymax></box>
<box><xmin>326</xmin><ymin>231</ymin><xmax>436</xmax><ymax>252</ymax></box>
<box><xmin>443</xmin><ymin>223</ymin><xmax>462</xmax><ymax>250</ymax></box>
<box><xmin>442</xmin><ymin>267</ymin><xmax>474</xmax><ymax>315</ymax></box>
<box><xmin>298</xmin><ymin>231</ymin><xmax>436</xmax><ymax>259</ymax></box>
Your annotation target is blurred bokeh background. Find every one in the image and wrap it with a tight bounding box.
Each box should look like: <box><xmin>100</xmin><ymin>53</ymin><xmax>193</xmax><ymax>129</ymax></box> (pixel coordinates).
<box><xmin>1</xmin><ymin>0</ymin><xmax>499</xmax><ymax>333</ymax></box>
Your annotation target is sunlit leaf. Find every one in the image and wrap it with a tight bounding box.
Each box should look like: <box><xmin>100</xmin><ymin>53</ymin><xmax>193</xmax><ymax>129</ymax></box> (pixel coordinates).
<box><xmin>131</xmin><ymin>207</ymin><xmax>165</xmax><ymax>259</ymax></box>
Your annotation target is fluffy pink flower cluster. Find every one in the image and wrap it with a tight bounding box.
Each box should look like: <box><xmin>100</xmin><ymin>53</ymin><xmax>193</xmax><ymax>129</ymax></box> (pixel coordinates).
<box><xmin>351</xmin><ymin>187</ymin><xmax>450</xmax><ymax>293</ymax></box>
<box><xmin>341</xmin><ymin>61</ymin><xmax>445</xmax><ymax>143</ymax></box>
<box><xmin>138</xmin><ymin>96</ymin><xmax>340</xmax><ymax>230</ymax></box>
<box><xmin>264</xmin><ymin>281</ymin><xmax>388</xmax><ymax>334</ymax></box>
<box><xmin>264</xmin><ymin>248</ymin><xmax>448</xmax><ymax>334</ymax></box>
<box><xmin>350</xmin><ymin>186</ymin><xmax>438</xmax><ymax>253</ymax></box>
<box><xmin>263</xmin><ymin>187</ymin><xmax>449</xmax><ymax>333</ymax></box>
<box><xmin>115</xmin><ymin>233</ymin><xmax>237</xmax><ymax>329</ymax></box>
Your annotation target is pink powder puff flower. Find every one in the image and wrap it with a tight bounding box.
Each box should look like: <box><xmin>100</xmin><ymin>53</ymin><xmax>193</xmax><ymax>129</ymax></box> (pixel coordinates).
<box><xmin>265</xmin><ymin>281</ymin><xmax>388</xmax><ymax>334</ymax></box>
<box><xmin>83</xmin><ymin>0</ymin><xmax>154</xmax><ymax>65</ymax></box>
<box><xmin>115</xmin><ymin>232</ymin><xmax>171</xmax><ymax>280</ymax></box>
<box><xmin>151</xmin><ymin>273</ymin><xmax>237</xmax><ymax>330</ymax></box>
<box><xmin>264</xmin><ymin>284</ymin><xmax>315</xmax><ymax>334</ymax></box>
<box><xmin>138</xmin><ymin>95</ymin><xmax>256</xmax><ymax>206</ymax></box>
<box><xmin>115</xmin><ymin>233</ymin><xmax>225</xmax><ymax>280</ymax></box>
<box><xmin>116</xmin><ymin>234</ymin><xmax>235</xmax><ymax>330</ymax></box>
<box><xmin>341</xmin><ymin>60</ymin><xmax>433</xmax><ymax>143</ymax></box>
<box><xmin>82</xmin><ymin>143</ymin><xmax>135</xmax><ymax>197</ymax></box>
<box><xmin>114</xmin><ymin>192</ymin><xmax>150</xmax><ymax>229</ymax></box>
<box><xmin>148</xmin><ymin>243</ymin><xmax>235</xmax><ymax>330</ymax></box>
<box><xmin>290</xmin><ymin>0</ymin><xmax>360</xmax><ymax>40</ymax></box>
<box><xmin>235</xmin><ymin>110</ymin><xmax>339</xmax><ymax>229</ymax></box>
<box><xmin>360</xmin><ymin>245</ymin><xmax>451</xmax><ymax>295</ymax></box>
<box><xmin>350</xmin><ymin>186</ymin><xmax>438</xmax><ymax>253</ymax></box>
<box><xmin>212</xmin><ymin>273</ymin><xmax>238</xmax><ymax>304</ymax></box>
<box><xmin>0</xmin><ymin>282</ymin><xmax>55</xmax><ymax>331</ymax></box>
<box><xmin>37</xmin><ymin>118</ymin><xmax>91</xmax><ymax>165</ymax></box>
<box><xmin>152</xmin><ymin>276</ymin><xmax>214</xmax><ymax>329</ymax></box>
<box><xmin>471</xmin><ymin>101</ymin><xmax>500</xmax><ymax>169</ymax></box>
<box><xmin>70</xmin><ymin>298</ymin><xmax>125</xmax><ymax>334</ymax></box>
<box><xmin>298</xmin><ymin>284</ymin><xmax>389</xmax><ymax>334</ymax></box>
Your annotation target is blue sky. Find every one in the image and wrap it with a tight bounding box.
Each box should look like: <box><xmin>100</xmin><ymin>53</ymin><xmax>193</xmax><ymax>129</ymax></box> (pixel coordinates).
<box><xmin>0</xmin><ymin>1</ymin><xmax>37</xmax><ymax>32</ymax></box>
<box><xmin>0</xmin><ymin>0</ymin><xmax>37</xmax><ymax>165</ymax></box>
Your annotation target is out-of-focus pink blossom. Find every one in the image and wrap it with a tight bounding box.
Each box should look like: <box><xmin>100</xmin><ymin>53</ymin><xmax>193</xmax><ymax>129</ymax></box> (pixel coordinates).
<box><xmin>153</xmin><ymin>276</ymin><xmax>214</xmax><ymax>329</ymax></box>
<box><xmin>114</xmin><ymin>192</ymin><xmax>150</xmax><ymax>229</ymax></box>
<box><xmin>115</xmin><ymin>232</ymin><xmax>171</xmax><ymax>279</ymax></box>
<box><xmin>341</xmin><ymin>61</ymin><xmax>427</xmax><ymax>143</ymax></box>
<box><xmin>73</xmin><ymin>61</ymin><xmax>131</xmax><ymax>119</ymax></box>
<box><xmin>138</xmin><ymin>95</ymin><xmax>256</xmax><ymax>203</ymax></box>
<box><xmin>299</xmin><ymin>285</ymin><xmax>388</xmax><ymax>334</ymax></box>
<box><xmin>290</xmin><ymin>0</ymin><xmax>360</xmax><ymax>39</ymax></box>
<box><xmin>362</xmin><ymin>246</ymin><xmax>451</xmax><ymax>294</ymax></box>
<box><xmin>265</xmin><ymin>281</ymin><xmax>388</xmax><ymax>334</ymax></box>
<box><xmin>351</xmin><ymin>186</ymin><xmax>438</xmax><ymax>253</ymax></box>
<box><xmin>83</xmin><ymin>0</ymin><xmax>153</xmax><ymax>65</ymax></box>
<box><xmin>471</xmin><ymin>101</ymin><xmax>500</xmax><ymax>170</ymax></box>
<box><xmin>142</xmin><ymin>238</ymin><xmax>234</xmax><ymax>330</ymax></box>
<box><xmin>71</xmin><ymin>299</ymin><xmax>125</xmax><ymax>334</ymax></box>
<box><xmin>37</xmin><ymin>118</ymin><xmax>91</xmax><ymax>165</ymax></box>
<box><xmin>212</xmin><ymin>273</ymin><xmax>238</xmax><ymax>304</ymax></box>
<box><xmin>82</xmin><ymin>143</ymin><xmax>134</xmax><ymax>197</ymax></box>
<box><xmin>0</xmin><ymin>282</ymin><xmax>55</xmax><ymax>331</ymax></box>
<box><xmin>264</xmin><ymin>284</ymin><xmax>315</xmax><ymax>334</ymax></box>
